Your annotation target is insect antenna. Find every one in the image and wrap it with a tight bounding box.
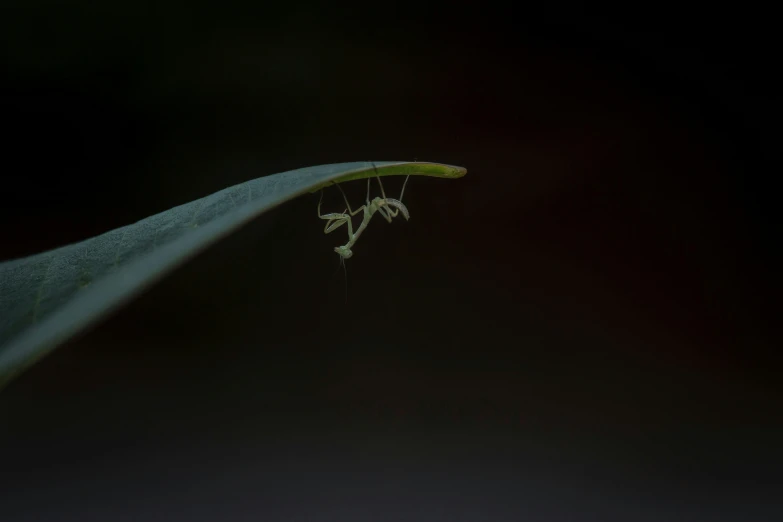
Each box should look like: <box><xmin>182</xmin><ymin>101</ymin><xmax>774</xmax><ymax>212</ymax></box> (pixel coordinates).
<box><xmin>329</xmin><ymin>252</ymin><xmax>349</xmax><ymax>304</ymax></box>
<box><xmin>342</xmin><ymin>255</ymin><xmax>348</xmax><ymax>305</ymax></box>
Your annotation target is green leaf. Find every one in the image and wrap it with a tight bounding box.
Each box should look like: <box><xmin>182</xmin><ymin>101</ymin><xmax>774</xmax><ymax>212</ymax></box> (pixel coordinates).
<box><xmin>0</xmin><ymin>161</ymin><xmax>467</xmax><ymax>389</ymax></box>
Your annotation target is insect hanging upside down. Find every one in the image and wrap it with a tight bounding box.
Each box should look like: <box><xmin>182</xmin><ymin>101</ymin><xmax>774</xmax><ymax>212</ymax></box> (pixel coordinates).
<box><xmin>317</xmin><ymin>164</ymin><xmax>411</xmax><ymax>260</ymax></box>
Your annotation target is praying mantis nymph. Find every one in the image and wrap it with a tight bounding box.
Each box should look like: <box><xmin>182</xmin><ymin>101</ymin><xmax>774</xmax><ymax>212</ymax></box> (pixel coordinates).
<box><xmin>317</xmin><ymin>163</ymin><xmax>411</xmax><ymax>260</ymax></box>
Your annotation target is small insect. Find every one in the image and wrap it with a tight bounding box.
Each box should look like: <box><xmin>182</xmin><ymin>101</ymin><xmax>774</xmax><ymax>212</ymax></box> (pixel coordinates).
<box><xmin>317</xmin><ymin>163</ymin><xmax>411</xmax><ymax>261</ymax></box>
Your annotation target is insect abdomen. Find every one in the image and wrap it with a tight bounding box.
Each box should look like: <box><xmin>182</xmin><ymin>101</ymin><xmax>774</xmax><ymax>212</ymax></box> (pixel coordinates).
<box><xmin>384</xmin><ymin>198</ymin><xmax>410</xmax><ymax>220</ymax></box>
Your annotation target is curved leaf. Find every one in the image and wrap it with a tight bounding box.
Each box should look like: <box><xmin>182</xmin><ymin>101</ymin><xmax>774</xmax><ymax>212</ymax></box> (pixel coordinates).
<box><xmin>0</xmin><ymin>161</ymin><xmax>467</xmax><ymax>388</ymax></box>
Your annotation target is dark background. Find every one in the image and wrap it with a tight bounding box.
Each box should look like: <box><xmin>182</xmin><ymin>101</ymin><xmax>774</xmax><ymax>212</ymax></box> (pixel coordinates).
<box><xmin>1</xmin><ymin>4</ymin><xmax>780</xmax><ymax>521</ymax></box>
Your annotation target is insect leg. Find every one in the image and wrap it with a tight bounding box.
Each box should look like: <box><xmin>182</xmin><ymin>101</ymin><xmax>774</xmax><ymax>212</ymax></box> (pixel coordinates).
<box><xmin>323</xmin><ymin>213</ymin><xmax>350</xmax><ymax>234</ymax></box>
<box><xmin>376</xmin><ymin>175</ymin><xmax>388</xmax><ymax>200</ymax></box>
<box><xmin>318</xmin><ymin>190</ymin><xmax>356</xmax><ymax>237</ymax></box>
<box><xmin>334</xmin><ymin>182</ymin><xmax>366</xmax><ymax>217</ymax></box>
<box><xmin>399</xmin><ymin>174</ymin><xmax>410</xmax><ymax>203</ymax></box>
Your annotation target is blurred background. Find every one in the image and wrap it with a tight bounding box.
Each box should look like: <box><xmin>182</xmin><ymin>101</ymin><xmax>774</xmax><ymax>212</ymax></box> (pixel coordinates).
<box><xmin>1</xmin><ymin>3</ymin><xmax>780</xmax><ymax>521</ymax></box>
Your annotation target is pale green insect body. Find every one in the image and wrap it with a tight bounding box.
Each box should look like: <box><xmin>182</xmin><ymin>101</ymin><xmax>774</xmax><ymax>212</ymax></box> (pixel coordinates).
<box><xmin>317</xmin><ymin>165</ymin><xmax>411</xmax><ymax>260</ymax></box>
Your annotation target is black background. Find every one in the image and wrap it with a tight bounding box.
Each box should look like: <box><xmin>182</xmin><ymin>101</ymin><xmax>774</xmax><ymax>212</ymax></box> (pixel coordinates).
<box><xmin>1</xmin><ymin>4</ymin><xmax>780</xmax><ymax>521</ymax></box>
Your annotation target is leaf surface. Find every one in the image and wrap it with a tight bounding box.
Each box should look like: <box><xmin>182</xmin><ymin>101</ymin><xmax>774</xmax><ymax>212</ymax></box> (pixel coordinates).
<box><xmin>0</xmin><ymin>161</ymin><xmax>466</xmax><ymax>387</ymax></box>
